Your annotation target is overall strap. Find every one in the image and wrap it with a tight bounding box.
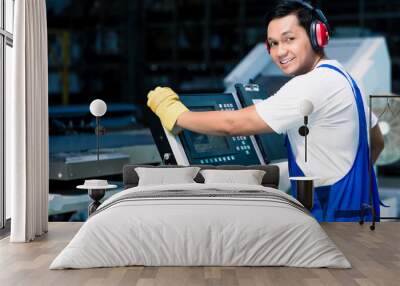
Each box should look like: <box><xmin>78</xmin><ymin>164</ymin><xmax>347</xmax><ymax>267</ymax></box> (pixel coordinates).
<box><xmin>317</xmin><ymin>64</ymin><xmax>368</xmax><ymax>144</ymax></box>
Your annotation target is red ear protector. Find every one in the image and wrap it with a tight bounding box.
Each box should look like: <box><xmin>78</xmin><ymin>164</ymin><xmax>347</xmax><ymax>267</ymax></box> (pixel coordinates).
<box><xmin>309</xmin><ymin>5</ymin><xmax>330</xmax><ymax>51</ymax></box>
<box><xmin>265</xmin><ymin>0</ymin><xmax>330</xmax><ymax>53</ymax></box>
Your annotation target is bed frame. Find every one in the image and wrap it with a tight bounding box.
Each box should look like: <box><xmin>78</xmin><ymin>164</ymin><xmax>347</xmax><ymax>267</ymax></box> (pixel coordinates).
<box><xmin>123</xmin><ymin>164</ymin><xmax>280</xmax><ymax>189</ymax></box>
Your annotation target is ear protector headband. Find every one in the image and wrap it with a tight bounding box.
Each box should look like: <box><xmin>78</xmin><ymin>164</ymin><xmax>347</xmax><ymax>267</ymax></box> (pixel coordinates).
<box><xmin>265</xmin><ymin>0</ymin><xmax>331</xmax><ymax>53</ymax></box>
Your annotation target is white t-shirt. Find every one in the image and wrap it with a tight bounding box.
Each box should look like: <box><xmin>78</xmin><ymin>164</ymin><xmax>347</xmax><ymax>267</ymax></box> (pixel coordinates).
<box><xmin>255</xmin><ymin>59</ymin><xmax>377</xmax><ymax>187</ymax></box>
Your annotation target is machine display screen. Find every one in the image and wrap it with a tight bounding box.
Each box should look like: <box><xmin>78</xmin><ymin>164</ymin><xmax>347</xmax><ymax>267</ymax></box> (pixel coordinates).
<box><xmin>185</xmin><ymin>106</ymin><xmax>231</xmax><ymax>156</ymax></box>
<box><xmin>189</xmin><ymin>132</ymin><xmax>230</xmax><ymax>153</ymax></box>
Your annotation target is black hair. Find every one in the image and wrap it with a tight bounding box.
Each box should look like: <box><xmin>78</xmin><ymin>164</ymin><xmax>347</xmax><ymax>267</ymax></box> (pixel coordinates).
<box><xmin>265</xmin><ymin>0</ymin><xmax>314</xmax><ymax>40</ymax></box>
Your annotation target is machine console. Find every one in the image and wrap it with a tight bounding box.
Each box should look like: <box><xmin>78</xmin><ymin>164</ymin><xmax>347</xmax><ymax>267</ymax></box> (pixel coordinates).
<box><xmin>235</xmin><ymin>83</ymin><xmax>288</xmax><ymax>163</ymax></box>
<box><xmin>149</xmin><ymin>93</ymin><xmax>265</xmax><ymax>166</ymax></box>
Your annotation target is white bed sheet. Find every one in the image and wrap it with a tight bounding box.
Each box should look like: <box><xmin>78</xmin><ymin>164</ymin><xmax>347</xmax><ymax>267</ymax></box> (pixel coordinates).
<box><xmin>50</xmin><ymin>183</ymin><xmax>351</xmax><ymax>269</ymax></box>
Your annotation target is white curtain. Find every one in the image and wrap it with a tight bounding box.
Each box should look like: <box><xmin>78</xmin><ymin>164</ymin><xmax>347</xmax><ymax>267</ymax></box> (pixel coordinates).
<box><xmin>7</xmin><ymin>0</ymin><xmax>49</xmax><ymax>242</ymax></box>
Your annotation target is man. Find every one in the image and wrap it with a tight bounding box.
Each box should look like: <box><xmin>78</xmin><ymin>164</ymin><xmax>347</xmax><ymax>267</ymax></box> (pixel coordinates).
<box><xmin>147</xmin><ymin>0</ymin><xmax>384</xmax><ymax>222</ymax></box>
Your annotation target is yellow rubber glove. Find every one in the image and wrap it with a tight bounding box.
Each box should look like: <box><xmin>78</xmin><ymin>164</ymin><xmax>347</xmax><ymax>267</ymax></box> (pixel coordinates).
<box><xmin>147</xmin><ymin>86</ymin><xmax>189</xmax><ymax>132</ymax></box>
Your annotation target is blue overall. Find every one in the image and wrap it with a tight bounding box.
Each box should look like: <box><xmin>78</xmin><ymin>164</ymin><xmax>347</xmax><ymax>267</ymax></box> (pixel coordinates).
<box><xmin>287</xmin><ymin>64</ymin><xmax>380</xmax><ymax>222</ymax></box>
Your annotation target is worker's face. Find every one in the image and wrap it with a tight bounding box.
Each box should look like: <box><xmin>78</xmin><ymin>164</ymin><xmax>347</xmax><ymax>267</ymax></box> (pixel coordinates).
<box><xmin>267</xmin><ymin>14</ymin><xmax>320</xmax><ymax>76</ymax></box>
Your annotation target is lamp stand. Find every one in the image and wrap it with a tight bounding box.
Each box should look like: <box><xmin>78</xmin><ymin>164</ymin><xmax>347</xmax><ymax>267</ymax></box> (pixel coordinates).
<box><xmin>298</xmin><ymin>116</ymin><xmax>310</xmax><ymax>162</ymax></box>
<box><xmin>96</xmin><ymin>116</ymin><xmax>100</xmax><ymax>162</ymax></box>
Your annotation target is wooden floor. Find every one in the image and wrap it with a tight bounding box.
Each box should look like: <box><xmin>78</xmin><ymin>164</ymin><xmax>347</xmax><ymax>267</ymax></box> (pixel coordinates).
<box><xmin>0</xmin><ymin>222</ymin><xmax>399</xmax><ymax>286</ymax></box>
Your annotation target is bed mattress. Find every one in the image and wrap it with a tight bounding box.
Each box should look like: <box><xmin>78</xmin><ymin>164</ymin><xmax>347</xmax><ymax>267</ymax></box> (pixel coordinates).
<box><xmin>50</xmin><ymin>183</ymin><xmax>351</xmax><ymax>269</ymax></box>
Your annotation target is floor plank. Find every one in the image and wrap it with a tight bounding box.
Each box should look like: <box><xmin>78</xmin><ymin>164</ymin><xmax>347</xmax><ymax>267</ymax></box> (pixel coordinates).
<box><xmin>0</xmin><ymin>222</ymin><xmax>399</xmax><ymax>286</ymax></box>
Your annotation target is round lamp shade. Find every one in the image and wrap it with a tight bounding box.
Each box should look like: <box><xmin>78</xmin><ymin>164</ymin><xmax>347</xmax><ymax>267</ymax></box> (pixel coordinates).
<box><xmin>90</xmin><ymin>99</ymin><xmax>107</xmax><ymax>117</ymax></box>
<box><xmin>298</xmin><ymin>99</ymin><xmax>314</xmax><ymax>116</ymax></box>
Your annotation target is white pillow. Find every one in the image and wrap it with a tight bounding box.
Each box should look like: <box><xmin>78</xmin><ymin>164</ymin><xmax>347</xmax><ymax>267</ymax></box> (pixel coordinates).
<box><xmin>135</xmin><ymin>167</ymin><xmax>201</xmax><ymax>186</ymax></box>
<box><xmin>200</xmin><ymin>169</ymin><xmax>266</xmax><ymax>185</ymax></box>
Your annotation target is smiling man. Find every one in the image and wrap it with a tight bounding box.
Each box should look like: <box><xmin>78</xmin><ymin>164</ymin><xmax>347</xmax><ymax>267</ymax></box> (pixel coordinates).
<box><xmin>147</xmin><ymin>0</ymin><xmax>384</xmax><ymax>222</ymax></box>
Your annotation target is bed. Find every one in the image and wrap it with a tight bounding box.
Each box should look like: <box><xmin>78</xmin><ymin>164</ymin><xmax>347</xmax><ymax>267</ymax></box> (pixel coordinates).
<box><xmin>50</xmin><ymin>165</ymin><xmax>351</xmax><ymax>269</ymax></box>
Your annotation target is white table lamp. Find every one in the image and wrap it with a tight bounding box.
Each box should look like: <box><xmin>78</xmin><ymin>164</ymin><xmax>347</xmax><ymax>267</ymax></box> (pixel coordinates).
<box><xmin>89</xmin><ymin>99</ymin><xmax>107</xmax><ymax>161</ymax></box>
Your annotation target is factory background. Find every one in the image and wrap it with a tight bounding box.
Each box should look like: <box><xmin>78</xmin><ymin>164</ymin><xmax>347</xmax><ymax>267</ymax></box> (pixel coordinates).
<box><xmin>19</xmin><ymin>0</ymin><xmax>400</xmax><ymax>221</ymax></box>
<box><xmin>46</xmin><ymin>0</ymin><xmax>400</xmax><ymax>106</ymax></box>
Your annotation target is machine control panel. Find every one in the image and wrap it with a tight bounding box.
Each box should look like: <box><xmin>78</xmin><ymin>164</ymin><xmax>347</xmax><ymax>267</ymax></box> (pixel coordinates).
<box><xmin>178</xmin><ymin>93</ymin><xmax>264</xmax><ymax>165</ymax></box>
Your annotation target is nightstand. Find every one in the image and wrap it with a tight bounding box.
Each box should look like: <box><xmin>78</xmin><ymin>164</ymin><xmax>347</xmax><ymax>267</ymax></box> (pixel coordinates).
<box><xmin>77</xmin><ymin>180</ymin><xmax>117</xmax><ymax>216</ymax></box>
